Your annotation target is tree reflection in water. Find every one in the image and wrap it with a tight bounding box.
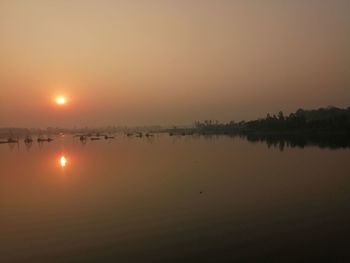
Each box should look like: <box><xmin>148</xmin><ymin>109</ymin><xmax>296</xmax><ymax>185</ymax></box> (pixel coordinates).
<box><xmin>243</xmin><ymin>133</ymin><xmax>350</xmax><ymax>151</ymax></box>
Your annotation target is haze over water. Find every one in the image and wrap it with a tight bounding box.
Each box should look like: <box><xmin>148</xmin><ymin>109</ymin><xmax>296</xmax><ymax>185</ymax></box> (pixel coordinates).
<box><xmin>1</xmin><ymin>135</ymin><xmax>349</xmax><ymax>262</ymax></box>
<box><xmin>1</xmin><ymin>1</ymin><xmax>350</xmax><ymax>262</ymax></box>
<box><xmin>1</xmin><ymin>0</ymin><xmax>350</xmax><ymax>127</ymax></box>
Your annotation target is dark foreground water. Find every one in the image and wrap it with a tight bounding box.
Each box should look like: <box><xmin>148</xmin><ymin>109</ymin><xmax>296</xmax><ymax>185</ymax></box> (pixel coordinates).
<box><xmin>0</xmin><ymin>134</ymin><xmax>349</xmax><ymax>262</ymax></box>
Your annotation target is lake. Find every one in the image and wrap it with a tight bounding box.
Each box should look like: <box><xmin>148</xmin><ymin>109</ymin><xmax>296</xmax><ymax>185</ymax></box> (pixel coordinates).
<box><xmin>1</xmin><ymin>134</ymin><xmax>349</xmax><ymax>262</ymax></box>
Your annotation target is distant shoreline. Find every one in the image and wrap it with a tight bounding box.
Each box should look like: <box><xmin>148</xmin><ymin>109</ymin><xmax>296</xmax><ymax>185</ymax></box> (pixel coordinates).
<box><xmin>1</xmin><ymin>106</ymin><xmax>349</xmax><ymax>139</ymax></box>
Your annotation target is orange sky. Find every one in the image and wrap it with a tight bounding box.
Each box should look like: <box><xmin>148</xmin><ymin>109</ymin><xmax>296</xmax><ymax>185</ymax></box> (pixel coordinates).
<box><xmin>0</xmin><ymin>0</ymin><xmax>349</xmax><ymax>127</ymax></box>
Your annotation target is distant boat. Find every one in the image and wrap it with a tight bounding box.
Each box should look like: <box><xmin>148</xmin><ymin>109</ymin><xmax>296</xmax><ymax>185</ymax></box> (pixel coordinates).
<box><xmin>0</xmin><ymin>138</ymin><xmax>19</xmax><ymax>144</ymax></box>
<box><xmin>104</xmin><ymin>135</ymin><xmax>115</xmax><ymax>139</ymax></box>
<box><xmin>24</xmin><ymin>136</ymin><xmax>33</xmax><ymax>144</ymax></box>
<box><xmin>37</xmin><ymin>136</ymin><xmax>53</xmax><ymax>142</ymax></box>
<box><xmin>1</xmin><ymin>130</ymin><xmax>19</xmax><ymax>144</ymax></box>
<box><xmin>91</xmin><ymin>137</ymin><xmax>100</xmax><ymax>141</ymax></box>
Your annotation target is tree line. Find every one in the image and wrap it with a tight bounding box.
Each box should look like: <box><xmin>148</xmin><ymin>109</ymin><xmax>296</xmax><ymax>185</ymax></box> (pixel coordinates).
<box><xmin>194</xmin><ymin>106</ymin><xmax>350</xmax><ymax>134</ymax></box>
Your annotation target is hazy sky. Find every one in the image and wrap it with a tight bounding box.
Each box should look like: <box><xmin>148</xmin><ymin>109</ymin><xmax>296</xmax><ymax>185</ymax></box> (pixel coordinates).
<box><xmin>0</xmin><ymin>0</ymin><xmax>349</xmax><ymax>127</ymax></box>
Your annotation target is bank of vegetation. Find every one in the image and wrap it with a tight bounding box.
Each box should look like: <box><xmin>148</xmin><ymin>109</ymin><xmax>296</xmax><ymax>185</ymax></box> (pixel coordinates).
<box><xmin>192</xmin><ymin>106</ymin><xmax>350</xmax><ymax>135</ymax></box>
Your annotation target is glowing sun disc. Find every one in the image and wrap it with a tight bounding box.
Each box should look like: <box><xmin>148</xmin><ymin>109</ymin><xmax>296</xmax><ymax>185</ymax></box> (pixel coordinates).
<box><xmin>56</xmin><ymin>96</ymin><xmax>67</xmax><ymax>105</ymax></box>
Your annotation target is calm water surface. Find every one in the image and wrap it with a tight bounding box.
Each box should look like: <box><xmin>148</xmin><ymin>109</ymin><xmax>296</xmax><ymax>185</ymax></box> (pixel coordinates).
<box><xmin>1</xmin><ymin>135</ymin><xmax>349</xmax><ymax>262</ymax></box>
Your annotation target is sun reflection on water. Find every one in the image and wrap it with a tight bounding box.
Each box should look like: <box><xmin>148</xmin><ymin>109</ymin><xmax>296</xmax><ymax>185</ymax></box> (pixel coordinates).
<box><xmin>60</xmin><ymin>156</ymin><xmax>67</xmax><ymax>168</ymax></box>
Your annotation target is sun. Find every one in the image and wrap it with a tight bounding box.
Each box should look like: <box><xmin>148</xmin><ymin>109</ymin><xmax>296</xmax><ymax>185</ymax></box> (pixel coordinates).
<box><xmin>56</xmin><ymin>96</ymin><xmax>67</xmax><ymax>105</ymax></box>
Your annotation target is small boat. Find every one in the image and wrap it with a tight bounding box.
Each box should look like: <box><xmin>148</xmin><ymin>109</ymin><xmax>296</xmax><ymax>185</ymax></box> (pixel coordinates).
<box><xmin>135</xmin><ymin>132</ymin><xmax>143</xmax><ymax>138</ymax></box>
<box><xmin>91</xmin><ymin>137</ymin><xmax>101</xmax><ymax>141</ymax></box>
<box><xmin>24</xmin><ymin>136</ymin><xmax>33</xmax><ymax>144</ymax></box>
<box><xmin>0</xmin><ymin>138</ymin><xmax>19</xmax><ymax>144</ymax></box>
<box><xmin>1</xmin><ymin>130</ymin><xmax>19</xmax><ymax>143</ymax></box>
<box><xmin>37</xmin><ymin>137</ymin><xmax>54</xmax><ymax>142</ymax></box>
<box><xmin>7</xmin><ymin>138</ymin><xmax>18</xmax><ymax>143</ymax></box>
<box><xmin>104</xmin><ymin>135</ymin><xmax>115</xmax><ymax>139</ymax></box>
